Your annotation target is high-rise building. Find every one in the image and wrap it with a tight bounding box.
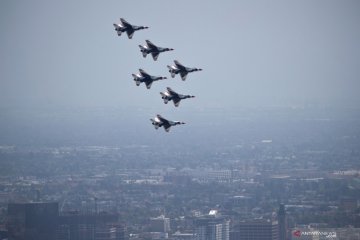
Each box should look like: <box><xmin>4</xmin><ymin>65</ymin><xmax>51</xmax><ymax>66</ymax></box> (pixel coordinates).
<box><xmin>57</xmin><ymin>213</ymin><xmax>125</xmax><ymax>240</ymax></box>
<box><xmin>6</xmin><ymin>202</ymin><xmax>125</xmax><ymax>240</ymax></box>
<box><xmin>150</xmin><ymin>215</ymin><xmax>171</xmax><ymax>233</ymax></box>
<box><xmin>278</xmin><ymin>204</ymin><xmax>287</xmax><ymax>240</ymax></box>
<box><xmin>7</xmin><ymin>202</ymin><xmax>59</xmax><ymax>240</ymax></box>
<box><xmin>230</xmin><ymin>220</ymin><xmax>279</xmax><ymax>240</ymax></box>
<box><xmin>171</xmin><ymin>231</ymin><xmax>194</xmax><ymax>240</ymax></box>
<box><xmin>95</xmin><ymin>224</ymin><xmax>126</xmax><ymax>240</ymax></box>
<box><xmin>194</xmin><ymin>211</ymin><xmax>229</xmax><ymax>240</ymax></box>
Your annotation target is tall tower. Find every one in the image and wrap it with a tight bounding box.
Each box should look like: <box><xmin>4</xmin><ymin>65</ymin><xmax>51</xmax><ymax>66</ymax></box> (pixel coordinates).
<box><xmin>278</xmin><ymin>204</ymin><xmax>287</xmax><ymax>240</ymax></box>
<box><xmin>7</xmin><ymin>202</ymin><xmax>59</xmax><ymax>240</ymax></box>
<box><xmin>231</xmin><ymin>220</ymin><xmax>279</xmax><ymax>240</ymax></box>
<box><xmin>194</xmin><ymin>211</ymin><xmax>229</xmax><ymax>240</ymax></box>
<box><xmin>150</xmin><ymin>215</ymin><xmax>171</xmax><ymax>233</ymax></box>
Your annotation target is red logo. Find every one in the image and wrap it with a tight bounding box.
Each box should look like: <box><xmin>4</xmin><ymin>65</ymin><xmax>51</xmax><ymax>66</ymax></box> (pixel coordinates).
<box><xmin>293</xmin><ymin>230</ymin><xmax>301</xmax><ymax>237</ymax></box>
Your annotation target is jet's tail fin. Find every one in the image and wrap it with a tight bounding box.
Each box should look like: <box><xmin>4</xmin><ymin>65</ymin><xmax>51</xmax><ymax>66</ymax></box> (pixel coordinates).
<box><xmin>167</xmin><ymin>66</ymin><xmax>176</xmax><ymax>78</ymax></box>
<box><xmin>132</xmin><ymin>74</ymin><xmax>141</xmax><ymax>86</ymax></box>
<box><xmin>113</xmin><ymin>24</ymin><xmax>122</xmax><ymax>36</ymax></box>
<box><xmin>160</xmin><ymin>92</ymin><xmax>169</xmax><ymax>104</ymax></box>
<box><xmin>150</xmin><ymin>119</ymin><xmax>159</xmax><ymax>129</ymax></box>
<box><xmin>138</xmin><ymin>45</ymin><xmax>147</xmax><ymax>58</ymax></box>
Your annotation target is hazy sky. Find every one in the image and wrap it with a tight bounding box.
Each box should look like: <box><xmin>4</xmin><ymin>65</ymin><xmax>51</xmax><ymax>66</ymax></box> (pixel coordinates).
<box><xmin>1</xmin><ymin>0</ymin><xmax>360</xmax><ymax>110</ymax></box>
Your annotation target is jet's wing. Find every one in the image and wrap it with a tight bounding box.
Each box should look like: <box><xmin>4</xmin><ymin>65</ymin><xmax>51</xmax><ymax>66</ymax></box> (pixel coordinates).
<box><xmin>156</xmin><ymin>114</ymin><xmax>169</xmax><ymax>124</ymax></box>
<box><xmin>173</xmin><ymin>98</ymin><xmax>181</xmax><ymax>107</ymax></box>
<box><xmin>151</xmin><ymin>52</ymin><xmax>160</xmax><ymax>61</ymax></box>
<box><xmin>180</xmin><ymin>72</ymin><xmax>188</xmax><ymax>81</ymax></box>
<box><xmin>174</xmin><ymin>60</ymin><xmax>186</xmax><ymax>70</ymax></box>
<box><xmin>126</xmin><ymin>29</ymin><xmax>135</xmax><ymax>39</ymax></box>
<box><xmin>139</xmin><ymin>69</ymin><xmax>150</xmax><ymax>77</ymax></box>
<box><xmin>166</xmin><ymin>87</ymin><xmax>177</xmax><ymax>95</ymax></box>
<box><xmin>146</xmin><ymin>40</ymin><xmax>157</xmax><ymax>49</ymax></box>
<box><xmin>163</xmin><ymin>123</ymin><xmax>171</xmax><ymax>132</ymax></box>
<box><xmin>120</xmin><ymin>18</ymin><xmax>132</xmax><ymax>28</ymax></box>
<box><xmin>145</xmin><ymin>81</ymin><xmax>153</xmax><ymax>89</ymax></box>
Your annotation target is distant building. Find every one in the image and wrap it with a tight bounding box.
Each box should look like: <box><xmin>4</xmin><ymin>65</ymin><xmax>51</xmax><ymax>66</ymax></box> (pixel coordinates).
<box><xmin>58</xmin><ymin>212</ymin><xmax>125</xmax><ymax>240</ymax></box>
<box><xmin>194</xmin><ymin>210</ymin><xmax>229</xmax><ymax>240</ymax></box>
<box><xmin>6</xmin><ymin>202</ymin><xmax>125</xmax><ymax>240</ymax></box>
<box><xmin>150</xmin><ymin>215</ymin><xmax>171</xmax><ymax>233</ymax></box>
<box><xmin>228</xmin><ymin>196</ymin><xmax>254</xmax><ymax>212</ymax></box>
<box><xmin>171</xmin><ymin>231</ymin><xmax>195</xmax><ymax>240</ymax></box>
<box><xmin>163</xmin><ymin>173</ymin><xmax>191</xmax><ymax>185</ymax></box>
<box><xmin>139</xmin><ymin>231</ymin><xmax>168</xmax><ymax>239</ymax></box>
<box><xmin>339</xmin><ymin>197</ymin><xmax>358</xmax><ymax>212</ymax></box>
<box><xmin>95</xmin><ymin>224</ymin><xmax>126</xmax><ymax>240</ymax></box>
<box><xmin>201</xmin><ymin>170</ymin><xmax>232</xmax><ymax>183</ymax></box>
<box><xmin>231</xmin><ymin>220</ymin><xmax>279</xmax><ymax>240</ymax></box>
<box><xmin>229</xmin><ymin>232</ymin><xmax>240</xmax><ymax>240</ymax></box>
<box><xmin>57</xmin><ymin>223</ymin><xmax>125</xmax><ymax>240</ymax></box>
<box><xmin>0</xmin><ymin>223</ymin><xmax>9</xmax><ymax>240</ymax></box>
<box><xmin>7</xmin><ymin>202</ymin><xmax>59</xmax><ymax>240</ymax></box>
<box><xmin>278</xmin><ymin>204</ymin><xmax>287</xmax><ymax>240</ymax></box>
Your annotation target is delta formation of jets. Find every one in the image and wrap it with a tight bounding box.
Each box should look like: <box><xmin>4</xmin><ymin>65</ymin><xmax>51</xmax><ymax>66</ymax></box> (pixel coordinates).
<box><xmin>114</xmin><ymin>18</ymin><xmax>203</xmax><ymax>132</ymax></box>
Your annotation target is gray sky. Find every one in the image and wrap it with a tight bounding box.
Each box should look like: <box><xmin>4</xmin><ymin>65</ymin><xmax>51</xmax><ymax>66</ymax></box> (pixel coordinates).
<box><xmin>1</xmin><ymin>0</ymin><xmax>360</xmax><ymax>110</ymax></box>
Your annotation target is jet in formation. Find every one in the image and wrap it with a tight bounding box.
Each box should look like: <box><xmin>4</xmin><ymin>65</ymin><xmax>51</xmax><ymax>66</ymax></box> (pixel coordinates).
<box><xmin>132</xmin><ymin>69</ymin><xmax>167</xmax><ymax>89</ymax></box>
<box><xmin>113</xmin><ymin>18</ymin><xmax>149</xmax><ymax>39</ymax></box>
<box><xmin>167</xmin><ymin>60</ymin><xmax>202</xmax><ymax>81</ymax></box>
<box><xmin>150</xmin><ymin>114</ymin><xmax>185</xmax><ymax>132</ymax></box>
<box><xmin>139</xmin><ymin>40</ymin><xmax>174</xmax><ymax>61</ymax></box>
<box><xmin>160</xmin><ymin>87</ymin><xmax>195</xmax><ymax>107</ymax></box>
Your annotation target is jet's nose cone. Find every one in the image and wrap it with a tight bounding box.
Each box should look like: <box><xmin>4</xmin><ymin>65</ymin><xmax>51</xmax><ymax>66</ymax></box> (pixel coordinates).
<box><xmin>198</xmin><ymin>68</ymin><xmax>203</xmax><ymax>71</ymax></box>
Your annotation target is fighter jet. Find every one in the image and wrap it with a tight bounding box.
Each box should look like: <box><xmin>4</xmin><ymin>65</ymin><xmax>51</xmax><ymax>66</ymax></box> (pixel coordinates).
<box><xmin>167</xmin><ymin>60</ymin><xmax>202</xmax><ymax>81</ymax></box>
<box><xmin>150</xmin><ymin>114</ymin><xmax>185</xmax><ymax>132</ymax></box>
<box><xmin>160</xmin><ymin>87</ymin><xmax>195</xmax><ymax>107</ymax></box>
<box><xmin>132</xmin><ymin>69</ymin><xmax>167</xmax><ymax>89</ymax></box>
<box><xmin>113</xmin><ymin>18</ymin><xmax>149</xmax><ymax>39</ymax></box>
<box><xmin>139</xmin><ymin>40</ymin><xmax>174</xmax><ymax>61</ymax></box>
